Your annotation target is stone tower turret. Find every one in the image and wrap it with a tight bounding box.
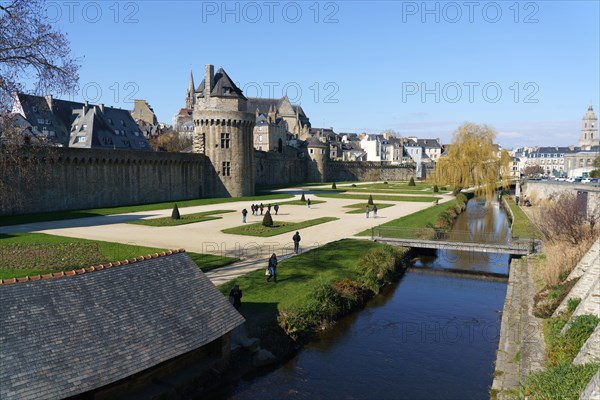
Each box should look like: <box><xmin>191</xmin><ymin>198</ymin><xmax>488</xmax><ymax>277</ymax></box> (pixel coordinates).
<box><xmin>192</xmin><ymin>65</ymin><xmax>255</xmax><ymax>197</ymax></box>
<box><xmin>307</xmin><ymin>136</ymin><xmax>329</xmax><ymax>182</ymax></box>
<box><xmin>185</xmin><ymin>70</ymin><xmax>195</xmax><ymax>110</ymax></box>
<box><xmin>579</xmin><ymin>104</ymin><xmax>599</xmax><ymax>149</ymax></box>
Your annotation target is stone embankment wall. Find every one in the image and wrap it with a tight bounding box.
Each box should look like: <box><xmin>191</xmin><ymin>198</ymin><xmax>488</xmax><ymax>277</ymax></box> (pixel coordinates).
<box><xmin>1</xmin><ymin>148</ymin><xmax>210</xmax><ymax>215</ymax></box>
<box><xmin>521</xmin><ymin>181</ymin><xmax>600</xmax><ymax>218</ymax></box>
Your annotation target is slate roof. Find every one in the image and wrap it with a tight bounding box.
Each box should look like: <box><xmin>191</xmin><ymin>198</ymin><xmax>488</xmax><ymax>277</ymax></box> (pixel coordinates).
<box><xmin>12</xmin><ymin>93</ymin><xmax>151</xmax><ymax>150</ymax></box>
<box><xmin>0</xmin><ymin>251</ymin><xmax>245</xmax><ymax>400</ymax></box>
<box><xmin>306</xmin><ymin>136</ymin><xmax>328</xmax><ymax>148</ymax></box>
<box><xmin>245</xmin><ymin>97</ymin><xmax>311</xmax><ymax>128</ymax></box>
<box><xmin>196</xmin><ymin>68</ymin><xmax>245</xmax><ymax>99</ymax></box>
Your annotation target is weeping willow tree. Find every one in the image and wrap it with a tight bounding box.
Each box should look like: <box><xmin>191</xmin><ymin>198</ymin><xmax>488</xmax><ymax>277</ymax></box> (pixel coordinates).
<box><xmin>435</xmin><ymin>123</ymin><xmax>511</xmax><ymax>199</ymax></box>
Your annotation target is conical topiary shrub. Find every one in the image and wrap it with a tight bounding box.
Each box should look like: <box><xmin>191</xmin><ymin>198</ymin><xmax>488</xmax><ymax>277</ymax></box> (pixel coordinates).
<box><xmin>368</xmin><ymin>194</ymin><xmax>374</xmax><ymax>205</ymax></box>
<box><xmin>262</xmin><ymin>210</ymin><xmax>273</xmax><ymax>227</ymax></box>
<box><xmin>409</xmin><ymin>177</ymin><xmax>416</xmax><ymax>186</ymax></box>
<box><xmin>332</xmin><ymin>182</ymin><xmax>337</xmax><ymax>189</ymax></box>
<box><xmin>171</xmin><ymin>204</ymin><xmax>181</xmax><ymax>220</ymax></box>
<box><xmin>433</xmin><ymin>185</ymin><xmax>439</xmax><ymax>193</ymax></box>
<box><xmin>300</xmin><ymin>192</ymin><xmax>306</xmax><ymax>202</ymax></box>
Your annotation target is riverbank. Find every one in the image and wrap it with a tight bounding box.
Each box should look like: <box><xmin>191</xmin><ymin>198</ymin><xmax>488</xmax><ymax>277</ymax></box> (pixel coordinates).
<box><xmin>492</xmin><ymin>196</ymin><xmax>600</xmax><ymax>399</ymax></box>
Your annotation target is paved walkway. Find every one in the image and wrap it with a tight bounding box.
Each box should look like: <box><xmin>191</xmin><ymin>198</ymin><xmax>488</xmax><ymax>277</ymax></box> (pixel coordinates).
<box><xmin>1</xmin><ymin>186</ymin><xmax>452</xmax><ymax>285</ymax></box>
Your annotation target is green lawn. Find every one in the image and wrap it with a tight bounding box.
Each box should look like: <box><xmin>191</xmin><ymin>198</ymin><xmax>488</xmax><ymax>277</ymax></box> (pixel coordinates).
<box><xmin>355</xmin><ymin>198</ymin><xmax>461</xmax><ymax>236</ymax></box>
<box><xmin>505</xmin><ymin>197</ymin><xmax>542</xmax><ymax>239</ymax></box>
<box><xmin>315</xmin><ymin>193</ymin><xmax>441</xmax><ymax>202</ymax></box>
<box><xmin>0</xmin><ymin>233</ymin><xmax>238</xmax><ymax>279</ymax></box>
<box><xmin>222</xmin><ymin>217</ymin><xmax>338</xmax><ymax>237</ymax></box>
<box><xmin>0</xmin><ymin>193</ymin><xmax>293</xmax><ymax>227</ymax></box>
<box><xmin>127</xmin><ymin>210</ymin><xmax>235</xmax><ymax>227</ymax></box>
<box><xmin>344</xmin><ymin>203</ymin><xmax>394</xmax><ymax>214</ymax></box>
<box><xmin>217</xmin><ymin>239</ymin><xmax>385</xmax><ymax>310</ymax></box>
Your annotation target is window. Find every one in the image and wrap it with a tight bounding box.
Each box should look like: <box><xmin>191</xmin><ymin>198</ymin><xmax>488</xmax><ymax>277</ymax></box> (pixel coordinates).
<box><xmin>32</xmin><ymin>106</ymin><xmax>38</xmax><ymax>113</ymax></box>
<box><xmin>37</xmin><ymin>118</ymin><xmax>44</xmax><ymax>124</ymax></box>
<box><xmin>222</xmin><ymin>161</ymin><xmax>231</xmax><ymax>177</ymax></box>
<box><xmin>82</xmin><ymin>124</ymin><xmax>87</xmax><ymax>130</ymax></box>
<box><xmin>75</xmin><ymin>136</ymin><xmax>86</xmax><ymax>143</ymax></box>
<box><xmin>221</xmin><ymin>133</ymin><xmax>230</xmax><ymax>148</ymax></box>
<box><xmin>309</xmin><ymin>148</ymin><xmax>314</xmax><ymax>154</ymax></box>
<box><xmin>140</xmin><ymin>109</ymin><xmax>144</xmax><ymax>116</ymax></box>
<box><xmin>321</xmin><ymin>149</ymin><xmax>325</xmax><ymax>154</ymax></box>
<box><xmin>120</xmin><ymin>120</ymin><xmax>125</xmax><ymax>126</ymax></box>
<box><xmin>258</xmin><ymin>134</ymin><xmax>263</xmax><ymax>142</ymax></box>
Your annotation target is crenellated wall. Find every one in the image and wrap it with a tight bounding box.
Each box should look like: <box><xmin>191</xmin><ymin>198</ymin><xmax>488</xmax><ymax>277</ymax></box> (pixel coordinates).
<box><xmin>1</xmin><ymin>148</ymin><xmax>212</xmax><ymax>216</ymax></box>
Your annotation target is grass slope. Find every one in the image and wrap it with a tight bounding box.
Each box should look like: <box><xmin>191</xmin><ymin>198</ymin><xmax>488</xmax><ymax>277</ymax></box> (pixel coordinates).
<box><xmin>315</xmin><ymin>193</ymin><xmax>440</xmax><ymax>202</ymax></box>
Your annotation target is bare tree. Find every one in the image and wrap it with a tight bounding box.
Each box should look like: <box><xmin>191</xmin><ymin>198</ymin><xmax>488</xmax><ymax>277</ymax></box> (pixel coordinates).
<box><xmin>1</xmin><ymin>0</ymin><xmax>79</xmax><ymax>213</ymax></box>
<box><xmin>533</xmin><ymin>192</ymin><xmax>587</xmax><ymax>245</ymax></box>
<box><xmin>522</xmin><ymin>165</ymin><xmax>544</xmax><ymax>176</ymax></box>
<box><xmin>0</xmin><ymin>0</ymin><xmax>80</xmax><ymax>112</ymax></box>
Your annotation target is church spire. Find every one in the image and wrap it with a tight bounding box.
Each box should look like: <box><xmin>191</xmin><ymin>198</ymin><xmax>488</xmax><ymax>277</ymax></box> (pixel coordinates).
<box><xmin>186</xmin><ymin>70</ymin><xmax>195</xmax><ymax>110</ymax></box>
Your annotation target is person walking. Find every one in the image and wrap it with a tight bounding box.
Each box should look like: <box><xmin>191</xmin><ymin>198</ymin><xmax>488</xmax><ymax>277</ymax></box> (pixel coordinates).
<box><xmin>274</xmin><ymin>203</ymin><xmax>279</xmax><ymax>215</ymax></box>
<box><xmin>515</xmin><ymin>195</ymin><xmax>519</xmax><ymax>206</ymax></box>
<box><xmin>373</xmin><ymin>205</ymin><xmax>378</xmax><ymax>218</ymax></box>
<box><xmin>267</xmin><ymin>204</ymin><xmax>272</xmax><ymax>213</ymax></box>
<box><xmin>267</xmin><ymin>253</ymin><xmax>278</xmax><ymax>283</ymax></box>
<box><xmin>292</xmin><ymin>231</ymin><xmax>301</xmax><ymax>254</ymax></box>
<box><xmin>251</xmin><ymin>204</ymin><xmax>256</xmax><ymax>216</ymax></box>
<box><xmin>365</xmin><ymin>205</ymin><xmax>370</xmax><ymax>218</ymax></box>
<box><xmin>228</xmin><ymin>284</ymin><xmax>242</xmax><ymax>310</ymax></box>
<box><xmin>242</xmin><ymin>208</ymin><xmax>248</xmax><ymax>223</ymax></box>
<box><xmin>307</xmin><ymin>198</ymin><xmax>311</xmax><ymax>208</ymax></box>
<box><xmin>259</xmin><ymin>203</ymin><xmax>264</xmax><ymax>215</ymax></box>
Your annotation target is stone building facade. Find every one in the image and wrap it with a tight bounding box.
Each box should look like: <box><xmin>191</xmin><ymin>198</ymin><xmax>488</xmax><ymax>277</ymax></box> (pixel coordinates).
<box><xmin>130</xmin><ymin>99</ymin><xmax>158</xmax><ymax>126</ymax></box>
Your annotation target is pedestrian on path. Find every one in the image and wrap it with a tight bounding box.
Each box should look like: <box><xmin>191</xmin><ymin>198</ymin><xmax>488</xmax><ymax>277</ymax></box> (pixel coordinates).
<box><xmin>307</xmin><ymin>198</ymin><xmax>311</xmax><ymax>208</ymax></box>
<box><xmin>260</xmin><ymin>203</ymin><xmax>264</xmax><ymax>215</ymax></box>
<box><xmin>515</xmin><ymin>196</ymin><xmax>519</xmax><ymax>206</ymax></box>
<box><xmin>228</xmin><ymin>284</ymin><xmax>242</xmax><ymax>310</ymax></box>
<box><xmin>267</xmin><ymin>253</ymin><xmax>278</xmax><ymax>283</ymax></box>
<box><xmin>267</xmin><ymin>204</ymin><xmax>272</xmax><ymax>213</ymax></box>
<box><xmin>292</xmin><ymin>231</ymin><xmax>301</xmax><ymax>254</ymax></box>
<box><xmin>366</xmin><ymin>205</ymin><xmax>370</xmax><ymax>218</ymax></box>
<box><xmin>242</xmin><ymin>208</ymin><xmax>248</xmax><ymax>223</ymax></box>
<box><xmin>274</xmin><ymin>203</ymin><xmax>280</xmax><ymax>215</ymax></box>
<box><xmin>373</xmin><ymin>205</ymin><xmax>378</xmax><ymax>218</ymax></box>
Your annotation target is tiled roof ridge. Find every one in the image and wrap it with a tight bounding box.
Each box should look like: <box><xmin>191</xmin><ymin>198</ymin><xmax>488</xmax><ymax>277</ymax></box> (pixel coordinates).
<box><xmin>0</xmin><ymin>249</ymin><xmax>186</xmax><ymax>285</ymax></box>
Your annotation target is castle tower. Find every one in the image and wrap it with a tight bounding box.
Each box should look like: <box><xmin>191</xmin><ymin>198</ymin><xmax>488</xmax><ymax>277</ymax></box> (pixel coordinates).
<box><xmin>192</xmin><ymin>65</ymin><xmax>255</xmax><ymax>197</ymax></box>
<box><xmin>579</xmin><ymin>104</ymin><xmax>599</xmax><ymax>148</ymax></box>
<box><xmin>185</xmin><ymin>70</ymin><xmax>195</xmax><ymax>110</ymax></box>
<box><xmin>307</xmin><ymin>137</ymin><xmax>329</xmax><ymax>182</ymax></box>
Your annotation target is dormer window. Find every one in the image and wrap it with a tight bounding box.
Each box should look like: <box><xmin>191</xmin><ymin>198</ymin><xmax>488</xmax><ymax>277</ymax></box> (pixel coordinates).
<box><xmin>32</xmin><ymin>106</ymin><xmax>38</xmax><ymax>113</ymax></box>
<box><xmin>223</xmin><ymin>87</ymin><xmax>231</xmax><ymax>95</ymax></box>
<box><xmin>121</xmin><ymin>120</ymin><xmax>125</xmax><ymax>126</ymax></box>
<box><xmin>82</xmin><ymin>124</ymin><xmax>87</xmax><ymax>130</ymax></box>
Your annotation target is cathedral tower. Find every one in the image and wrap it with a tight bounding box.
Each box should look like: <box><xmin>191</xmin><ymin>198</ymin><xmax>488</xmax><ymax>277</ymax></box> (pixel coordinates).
<box><xmin>192</xmin><ymin>65</ymin><xmax>255</xmax><ymax>197</ymax></box>
<box><xmin>579</xmin><ymin>104</ymin><xmax>599</xmax><ymax>149</ymax></box>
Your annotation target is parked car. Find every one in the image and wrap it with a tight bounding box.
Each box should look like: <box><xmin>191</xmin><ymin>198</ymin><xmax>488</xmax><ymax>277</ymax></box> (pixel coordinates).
<box><xmin>556</xmin><ymin>177</ymin><xmax>566</xmax><ymax>182</ymax></box>
<box><xmin>565</xmin><ymin>177</ymin><xmax>575</xmax><ymax>183</ymax></box>
<box><xmin>581</xmin><ymin>178</ymin><xmax>592</xmax><ymax>183</ymax></box>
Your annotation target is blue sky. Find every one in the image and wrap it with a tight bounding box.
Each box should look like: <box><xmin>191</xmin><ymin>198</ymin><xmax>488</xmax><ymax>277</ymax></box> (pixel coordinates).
<box><xmin>46</xmin><ymin>0</ymin><xmax>599</xmax><ymax>148</ymax></box>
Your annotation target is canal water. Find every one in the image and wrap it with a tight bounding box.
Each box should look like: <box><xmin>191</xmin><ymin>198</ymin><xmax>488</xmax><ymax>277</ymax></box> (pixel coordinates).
<box><xmin>225</xmin><ymin>199</ymin><xmax>510</xmax><ymax>400</ymax></box>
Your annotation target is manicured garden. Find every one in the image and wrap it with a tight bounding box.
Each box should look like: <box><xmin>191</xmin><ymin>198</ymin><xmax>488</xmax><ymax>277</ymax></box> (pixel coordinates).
<box><xmin>0</xmin><ymin>193</ymin><xmax>293</xmax><ymax>226</ymax></box>
<box><xmin>314</xmin><ymin>193</ymin><xmax>441</xmax><ymax>202</ymax></box>
<box><xmin>221</xmin><ymin>217</ymin><xmax>338</xmax><ymax>237</ymax></box>
<box><xmin>0</xmin><ymin>232</ymin><xmax>238</xmax><ymax>279</ymax></box>
<box><xmin>127</xmin><ymin>210</ymin><xmax>235</xmax><ymax>227</ymax></box>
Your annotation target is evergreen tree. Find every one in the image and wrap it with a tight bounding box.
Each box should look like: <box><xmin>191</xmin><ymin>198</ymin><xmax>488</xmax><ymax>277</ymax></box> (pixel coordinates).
<box><xmin>300</xmin><ymin>193</ymin><xmax>306</xmax><ymax>202</ymax></box>
<box><xmin>433</xmin><ymin>185</ymin><xmax>439</xmax><ymax>193</ymax></box>
<box><xmin>368</xmin><ymin>194</ymin><xmax>374</xmax><ymax>205</ymax></box>
<box><xmin>332</xmin><ymin>182</ymin><xmax>337</xmax><ymax>189</ymax></box>
<box><xmin>262</xmin><ymin>210</ymin><xmax>273</xmax><ymax>227</ymax></box>
<box><xmin>171</xmin><ymin>204</ymin><xmax>181</xmax><ymax>220</ymax></box>
<box><xmin>409</xmin><ymin>177</ymin><xmax>416</xmax><ymax>186</ymax></box>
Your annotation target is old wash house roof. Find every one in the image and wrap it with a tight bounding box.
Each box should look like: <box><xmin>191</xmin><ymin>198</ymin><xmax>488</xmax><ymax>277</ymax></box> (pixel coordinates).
<box><xmin>0</xmin><ymin>251</ymin><xmax>244</xmax><ymax>400</ymax></box>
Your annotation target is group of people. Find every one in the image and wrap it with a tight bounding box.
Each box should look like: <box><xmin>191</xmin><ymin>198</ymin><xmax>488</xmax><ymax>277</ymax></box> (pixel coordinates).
<box><xmin>242</xmin><ymin>203</ymin><xmax>280</xmax><ymax>222</ymax></box>
<box><xmin>365</xmin><ymin>205</ymin><xmax>378</xmax><ymax>218</ymax></box>
<box><xmin>515</xmin><ymin>194</ymin><xmax>531</xmax><ymax>207</ymax></box>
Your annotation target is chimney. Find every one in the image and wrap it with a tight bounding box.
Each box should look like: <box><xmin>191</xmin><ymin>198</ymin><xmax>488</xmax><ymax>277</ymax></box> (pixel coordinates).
<box><xmin>99</xmin><ymin>103</ymin><xmax>104</xmax><ymax>112</ymax></box>
<box><xmin>204</xmin><ymin>64</ymin><xmax>214</xmax><ymax>97</ymax></box>
<box><xmin>83</xmin><ymin>101</ymin><xmax>89</xmax><ymax>114</ymax></box>
<box><xmin>45</xmin><ymin>95</ymin><xmax>53</xmax><ymax>112</ymax></box>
